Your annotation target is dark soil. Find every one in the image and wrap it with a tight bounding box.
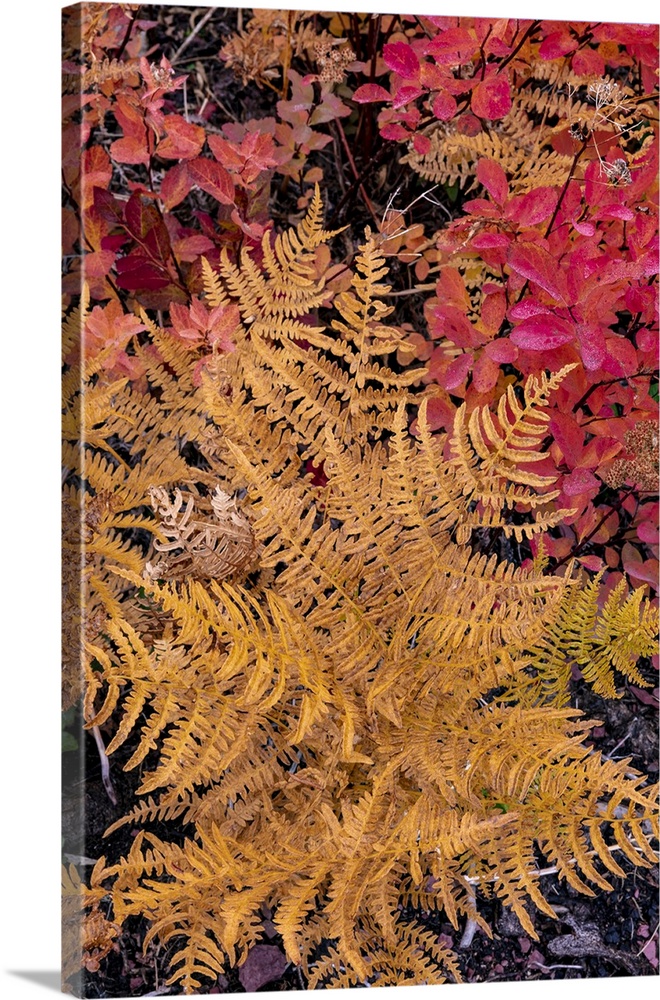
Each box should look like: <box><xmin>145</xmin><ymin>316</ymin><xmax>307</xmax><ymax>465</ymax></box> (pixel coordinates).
<box><xmin>62</xmin><ymin>5</ymin><xmax>659</xmax><ymax>996</ymax></box>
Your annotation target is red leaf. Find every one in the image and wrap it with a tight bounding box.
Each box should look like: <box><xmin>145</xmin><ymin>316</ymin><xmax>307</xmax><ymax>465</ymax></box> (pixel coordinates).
<box><xmin>188</xmin><ymin>158</ymin><xmax>235</xmax><ymax>205</ymax></box>
<box><xmin>549</xmin><ymin>412</ymin><xmax>584</xmax><ymax>468</ymax></box>
<box><xmin>562</xmin><ymin>467</ymin><xmax>600</xmax><ymax>497</ymax></box>
<box><xmin>110</xmin><ymin>95</ymin><xmax>149</xmax><ymax>166</ymax></box>
<box><xmin>441</xmin><ymin>353</ymin><xmax>473</xmax><ymax>390</ymax></box>
<box><xmin>83</xmin><ymin>299</ymin><xmax>146</xmax><ymax>362</ymax></box>
<box><xmin>392</xmin><ymin>85</ymin><xmax>424</xmax><ymax>109</ymax></box>
<box><xmin>472</xmin><ymin>353</ymin><xmax>500</xmax><ymax>394</ymax></box>
<box><xmin>383</xmin><ymin>41</ymin><xmax>420</xmax><ymax>80</ymax></box>
<box><xmin>93</xmin><ymin>187</ymin><xmax>124</xmax><ymax>225</ymax></box>
<box><xmin>484</xmin><ymin>339</ymin><xmax>517</xmax><ymax>363</ymax></box>
<box><xmin>572</xmin><ymin>47</ymin><xmax>605</xmax><ymax>77</ymax></box>
<box><xmin>124</xmin><ymin>192</ymin><xmax>172</xmax><ymax>263</ymax></box>
<box><xmin>579</xmin><ymin>555</ymin><xmax>604</xmax><ymax>572</ymax></box>
<box><xmin>353</xmin><ymin>83</ymin><xmax>391</xmax><ymax>103</ymax></box>
<box><xmin>506</xmin><ymin>187</ymin><xmax>558</xmax><ymax>226</ymax></box>
<box><xmin>172</xmin><ymin>234</ymin><xmax>215</xmax><ymax>262</ymax></box>
<box><xmin>110</xmin><ymin>133</ymin><xmax>150</xmax><ymax>166</ymax></box>
<box><xmin>470</xmin><ymin>232</ymin><xmax>511</xmax><ymax>249</ymax></box>
<box><xmin>507</xmin><ymin>242</ymin><xmax>566</xmax><ymax>302</ymax></box>
<box><xmin>380</xmin><ymin>123</ymin><xmax>409</xmax><ymax>141</ymax></box>
<box><xmin>115</xmin><ymin>254</ymin><xmax>170</xmax><ymax>290</ymax></box>
<box><xmin>624</xmin><ymin>558</ymin><xmax>659</xmax><ymax>587</ymax></box>
<box><xmin>207</xmin><ymin>134</ymin><xmax>246</xmax><ymax>170</ymax></box>
<box><xmin>412</xmin><ymin>134</ymin><xmax>432</xmax><ymax>155</ymax></box>
<box><xmin>629</xmin><ymin>686</ymin><xmax>659</xmax><ymax>708</ymax></box>
<box><xmin>476</xmin><ymin>158</ymin><xmax>509</xmax><ymax>205</ymax></box>
<box><xmin>238</xmin><ymin>946</ymin><xmax>287</xmax><ymax>993</ymax></box>
<box><xmin>508</xmin><ymin>299</ymin><xmax>549</xmax><ymax>321</ymax></box>
<box><xmin>455</xmin><ymin>113</ymin><xmax>483</xmax><ymax>136</ymax></box>
<box><xmin>539</xmin><ymin>30</ymin><xmax>578</xmax><ymax>59</ymax></box>
<box><xmin>576</xmin><ymin>322</ymin><xmax>606</xmax><ymax>371</ymax></box>
<box><xmin>431</xmin><ymin>89</ymin><xmax>458</xmax><ymax>120</ymax></box>
<box><xmin>156</xmin><ymin>114</ymin><xmax>205</xmax><ymax>160</ymax></box>
<box><xmin>80</xmin><ymin>147</ymin><xmax>112</xmax><ymax>209</ymax></box>
<box><xmin>426</xmin><ymin>27</ymin><xmax>477</xmax><ymax>64</ymax></box>
<box><xmin>471</xmin><ymin>75</ymin><xmax>511</xmax><ymax>120</ymax></box>
<box><xmin>604</xmin><ymin>336</ymin><xmax>638</xmax><ymax>377</ymax></box>
<box><xmin>510</xmin><ymin>314</ymin><xmax>575</xmax><ymax>351</ymax></box>
<box><xmin>160</xmin><ymin>162</ymin><xmax>192</xmax><ymax>210</ymax></box>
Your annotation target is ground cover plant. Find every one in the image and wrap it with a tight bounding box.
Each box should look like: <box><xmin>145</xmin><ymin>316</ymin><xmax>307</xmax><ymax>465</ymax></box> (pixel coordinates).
<box><xmin>62</xmin><ymin>4</ymin><xmax>659</xmax><ymax>995</ymax></box>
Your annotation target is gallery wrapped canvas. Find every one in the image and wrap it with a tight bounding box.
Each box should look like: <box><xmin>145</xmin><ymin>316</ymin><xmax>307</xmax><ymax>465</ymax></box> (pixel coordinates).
<box><xmin>62</xmin><ymin>3</ymin><xmax>659</xmax><ymax>995</ymax></box>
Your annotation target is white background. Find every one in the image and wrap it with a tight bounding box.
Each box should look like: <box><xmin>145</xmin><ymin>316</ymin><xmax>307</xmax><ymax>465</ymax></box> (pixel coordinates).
<box><xmin>0</xmin><ymin>1</ymin><xmax>657</xmax><ymax>998</ymax></box>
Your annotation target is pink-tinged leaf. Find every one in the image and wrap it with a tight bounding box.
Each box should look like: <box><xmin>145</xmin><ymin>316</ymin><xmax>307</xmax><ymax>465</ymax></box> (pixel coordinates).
<box><xmin>124</xmin><ymin>193</ymin><xmax>172</xmax><ymax>263</ymax></box>
<box><xmin>572</xmin><ymin>47</ymin><xmax>605</xmax><ymax>77</ymax></box>
<box><xmin>579</xmin><ymin>436</ymin><xmax>621</xmax><ymax>470</ymax></box>
<box><xmin>579</xmin><ymin>555</ymin><xmax>604</xmax><ymax>572</ymax></box>
<box><xmin>506</xmin><ymin>187</ymin><xmax>557</xmax><ymax>226</ymax></box>
<box><xmin>471</xmin><ymin>75</ymin><xmax>511</xmax><ymax>120</ymax></box>
<box><xmin>111</xmin><ymin>95</ymin><xmax>150</xmax><ymax>166</ymax></box>
<box><xmin>508</xmin><ymin>299</ymin><xmax>550</xmax><ymax>321</ymax></box>
<box><xmin>455</xmin><ymin>112</ymin><xmax>483</xmax><ymax>136</ymax></box>
<box><xmin>550</xmin><ymin>412</ymin><xmax>584</xmax><ymax>468</ymax></box>
<box><xmin>597</xmin><ymin>203</ymin><xmax>635</xmax><ymax>221</ymax></box>
<box><xmin>507</xmin><ymin>242</ymin><xmax>566</xmax><ymax>302</ymax></box>
<box><xmin>93</xmin><ymin>187</ymin><xmax>124</xmax><ymax>225</ymax></box>
<box><xmin>576</xmin><ymin>322</ymin><xmax>607</xmax><ymax>371</ymax></box>
<box><xmin>100</xmin><ymin>234</ymin><xmax>128</xmax><ymax>252</ymax></box>
<box><xmin>421</xmin><ymin>395</ymin><xmax>456</xmax><ymax>431</ymax></box>
<box><xmin>412</xmin><ymin>134</ymin><xmax>432</xmax><ymax>155</ymax></box>
<box><xmin>539</xmin><ymin>30</ymin><xmax>578</xmax><ymax>59</ymax></box>
<box><xmin>563</xmin><ymin>467</ymin><xmax>600</xmax><ymax>497</ymax></box>
<box><xmin>380</xmin><ymin>123</ymin><xmax>410</xmax><ymax>141</ymax></box>
<box><xmin>207</xmin><ymin>134</ymin><xmax>246</xmax><ymax>170</ymax></box>
<box><xmin>441</xmin><ymin>353</ymin><xmax>473</xmax><ymax>390</ymax></box>
<box><xmin>604</xmin><ymin>336</ymin><xmax>638</xmax><ymax>377</ymax></box>
<box><xmin>392</xmin><ymin>85</ymin><xmax>424</xmax><ymax>109</ymax></box>
<box><xmin>383</xmin><ymin>41</ymin><xmax>420</xmax><ymax>80</ymax></box>
<box><xmin>84</xmin><ymin>300</ymin><xmax>146</xmax><ymax>362</ymax></box>
<box><xmin>426</xmin><ymin>27</ymin><xmax>477</xmax><ymax>64</ymax></box>
<box><xmin>83</xmin><ymin>249</ymin><xmax>116</xmax><ymax>280</ymax></box>
<box><xmin>624</xmin><ymin>558</ymin><xmax>659</xmax><ymax>586</ymax></box>
<box><xmin>110</xmin><ymin>134</ymin><xmax>150</xmax><ymax>166</ymax></box>
<box><xmin>160</xmin><ymin>162</ymin><xmax>192</xmax><ymax>210</ymax></box>
<box><xmin>637</xmin><ymin>519</ymin><xmax>658</xmax><ymax>545</ymax></box>
<box><xmin>480</xmin><ymin>290</ymin><xmax>507</xmax><ymax>334</ymax></box>
<box><xmin>115</xmin><ymin>254</ymin><xmax>171</xmax><ymax>290</ymax></box>
<box><xmin>80</xmin><ymin>147</ymin><xmax>113</xmax><ymax>209</ymax></box>
<box><xmin>238</xmin><ymin>946</ymin><xmax>287</xmax><ymax>993</ymax></box>
<box><xmin>471</xmin><ymin>353</ymin><xmax>500</xmax><ymax>394</ymax></box>
<box><xmin>510</xmin><ymin>314</ymin><xmax>575</xmax><ymax>351</ymax></box>
<box><xmin>476</xmin><ymin>158</ymin><xmax>509</xmax><ymax>205</ymax></box>
<box><xmin>172</xmin><ymin>234</ymin><xmax>215</xmax><ymax>262</ymax></box>
<box><xmin>484</xmin><ymin>339</ymin><xmax>517</xmax><ymax>363</ymax></box>
<box><xmin>353</xmin><ymin>83</ymin><xmax>391</xmax><ymax>103</ymax></box>
<box><xmin>470</xmin><ymin>232</ymin><xmax>511</xmax><ymax>249</ymax></box>
<box><xmin>156</xmin><ymin>114</ymin><xmax>205</xmax><ymax>160</ymax></box>
<box><xmin>574</xmin><ymin>220</ymin><xmax>596</xmax><ymax>236</ymax></box>
<box><xmin>431</xmin><ymin>89</ymin><xmax>458</xmax><ymax>120</ymax></box>
<box><xmin>241</xmin><ymin>130</ymin><xmax>278</xmax><ymax>169</ymax></box>
<box><xmin>188</xmin><ymin>158</ymin><xmax>235</xmax><ymax>205</ymax></box>
<box><xmin>629</xmin><ymin>686</ymin><xmax>659</xmax><ymax>708</ymax></box>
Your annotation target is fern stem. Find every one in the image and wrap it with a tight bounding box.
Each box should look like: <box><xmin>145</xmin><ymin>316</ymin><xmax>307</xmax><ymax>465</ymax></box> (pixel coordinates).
<box><xmin>91</xmin><ymin>725</ymin><xmax>117</xmax><ymax>806</ymax></box>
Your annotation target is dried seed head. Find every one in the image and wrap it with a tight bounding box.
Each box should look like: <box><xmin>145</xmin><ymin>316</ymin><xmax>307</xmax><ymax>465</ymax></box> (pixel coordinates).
<box><xmin>602</xmin><ymin>157</ymin><xmax>632</xmax><ymax>185</ymax></box>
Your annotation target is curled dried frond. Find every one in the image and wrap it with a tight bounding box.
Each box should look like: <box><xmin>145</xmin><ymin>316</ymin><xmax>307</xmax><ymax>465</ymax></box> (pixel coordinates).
<box><xmin>147</xmin><ymin>486</ymin><xmax>259</xmax><ymax>582</ymax></box>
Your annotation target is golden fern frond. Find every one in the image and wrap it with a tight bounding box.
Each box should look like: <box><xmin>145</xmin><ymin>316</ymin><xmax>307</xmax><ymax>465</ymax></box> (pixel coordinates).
<box><xmin>446</xmin><ymin>365</ymin><xmax>578</xmax><ymax>538</ymax></box>
<box><xmin>517</xmin><ymin>572</ymin><xmax>659</xmax><ymax>707</ymax></box>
